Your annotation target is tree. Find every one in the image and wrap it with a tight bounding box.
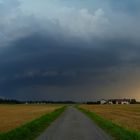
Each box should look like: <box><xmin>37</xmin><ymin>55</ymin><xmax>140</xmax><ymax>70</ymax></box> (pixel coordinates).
<box><xmin>130</xmin><ymin>99</ymin><xmax>136</xmax><ymax>104</ymax></box>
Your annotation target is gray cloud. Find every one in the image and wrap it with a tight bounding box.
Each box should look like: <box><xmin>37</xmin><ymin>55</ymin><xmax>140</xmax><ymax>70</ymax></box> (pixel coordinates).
<box><xmin>1</xmin><ymin>0</ymin><xmax>140</xmax><ymax>47</ymax></box>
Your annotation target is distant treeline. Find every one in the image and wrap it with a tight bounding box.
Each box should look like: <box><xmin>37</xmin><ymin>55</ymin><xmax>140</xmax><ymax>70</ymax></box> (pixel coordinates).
<box><xmin>0</xmin><ymin>98</ymin><xmax>76</xmax><ymax>104</ymax></box>
<box><xmin>86</xmin><ymin>101</ymin><xmax>100</xmax><ymax>104</ymax></box>
<box><xmin>25</xmin><ymin>100</ymin><xmax>76</xmax><ymax>104</ymax></box>
<box><xmin>0</xmin><ymin>98</ymin><xmax>22</xmax><ymax>104</ymax></box>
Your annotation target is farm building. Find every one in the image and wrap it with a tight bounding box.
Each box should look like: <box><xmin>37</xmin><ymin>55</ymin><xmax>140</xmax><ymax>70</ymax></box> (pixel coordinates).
<box><xmin>100</xmin><ymin>99</ymin><xmax>107</xmax><ymax>104</ymax></box>
<box><xmin>99</xmin><ymin>99</ymin><xmax>131</xmax><ymax>104</ymax></box>
<box><xmin>107</xmin><ymin>99</ymin><xmax>131</xmax><ymax>104</ymax></box>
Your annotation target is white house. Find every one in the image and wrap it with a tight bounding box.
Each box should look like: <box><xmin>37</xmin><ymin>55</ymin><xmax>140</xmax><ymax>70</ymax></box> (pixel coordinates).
<box><xmin>100</xmin><ymin>99</ymin><xmax>107</xmax><ymax>104</ymax></box>
<box><xmin>108</xmin><ymin>100</ymin><xmax>113</xmax><ymax>104</ymax></box>
<box><xmin>116</xmin><ymin>99</ymin><xmax>130</xmax><ymax>104</ymax></box>
<box><xmin>108</xmin><ymin>99</ymin><xmax>130</xmax><ymax>104</ymax></box>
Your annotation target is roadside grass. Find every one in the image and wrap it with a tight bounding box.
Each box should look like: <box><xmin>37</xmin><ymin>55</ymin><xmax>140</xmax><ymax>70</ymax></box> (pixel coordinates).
<box><xmin>0</xmin><ymin>106</ymin><xmax>66</xmax><ymax>140</ymax></box>
<box><xmin>77</xmin><ymin>107</ymin><xmax>140</xmax><ymax>140</ymax></box>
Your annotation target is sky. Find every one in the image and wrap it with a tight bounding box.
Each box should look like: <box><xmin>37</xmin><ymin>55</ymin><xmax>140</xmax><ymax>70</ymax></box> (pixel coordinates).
<box><xmin>0</xmin><ymin>0</ymin><xmax>140</xmax><ymax>101</ymax></box>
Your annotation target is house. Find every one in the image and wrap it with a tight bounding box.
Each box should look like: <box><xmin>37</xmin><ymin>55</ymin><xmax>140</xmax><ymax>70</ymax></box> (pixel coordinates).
<box><xmin>107</xmin><ymin>99</ymin><xmax>130</xmax><ymax>104</ymax></box>
<box><xmin>100</xmin><ymin>99</ymin><xmax>107</xmax><ymax>104</ymax></box>
<box><xmin>108</xmin><ymin>100</ymin><xmax>113</xmax><ymax>104</ymax></box>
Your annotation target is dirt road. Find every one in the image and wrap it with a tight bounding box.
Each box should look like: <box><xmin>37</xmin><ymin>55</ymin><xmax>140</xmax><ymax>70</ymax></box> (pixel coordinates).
<box><xmin>36</xmin><ymin>107</ymin><xmax>113</xmax><ymax>140</ymax></box>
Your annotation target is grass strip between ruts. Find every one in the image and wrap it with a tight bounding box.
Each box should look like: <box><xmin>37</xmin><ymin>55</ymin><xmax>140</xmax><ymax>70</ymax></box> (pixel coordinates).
<box><xmin>77</xmin><ymin>107</ymin><xmax>140</xmax><ymax>140</ymax></box>
<box><xmin>0</xmin><ymin>106</ymin><xmax>66</xmax><ymax>140</ymax></box>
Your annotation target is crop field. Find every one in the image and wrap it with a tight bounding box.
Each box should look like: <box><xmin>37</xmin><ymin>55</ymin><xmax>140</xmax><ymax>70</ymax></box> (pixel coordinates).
<box><xmin>0</xmin><ymin>104</ymin><xmax>62</xmax><ymax>132</ymax></box>
<box><xmin>80</xmin><ymin>104</ymin><xmax>140</xmax><ymax>132</ymax></box>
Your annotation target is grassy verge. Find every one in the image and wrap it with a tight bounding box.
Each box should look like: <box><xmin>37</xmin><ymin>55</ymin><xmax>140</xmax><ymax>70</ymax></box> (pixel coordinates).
<box><xmin>77</xmin><ymin>107</ymin><xmax>140</xmax><ymax>140</ymax></box>
<box><xmin>0</xmin><ymin>106</ymin><xmax>66</xmax><ymax>140</ymax></box>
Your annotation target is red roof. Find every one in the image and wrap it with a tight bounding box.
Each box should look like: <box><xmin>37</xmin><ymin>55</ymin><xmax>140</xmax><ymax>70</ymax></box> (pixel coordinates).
<box><xmin>109</xmin><ymin>99</ymin><xmax>130</xmax><ymax>102</ymax></box>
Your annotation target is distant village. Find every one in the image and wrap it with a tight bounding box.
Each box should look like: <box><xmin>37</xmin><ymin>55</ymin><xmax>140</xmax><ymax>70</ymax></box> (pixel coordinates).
<box><xmin>85</xmin><ymin>98</ymin><xmax>138</xmax><ymax>105</ymax></box>
<box><xmin>99</xmin><ymin>99</ymin><xmax>136</xmax><ymax>105</ymax></box>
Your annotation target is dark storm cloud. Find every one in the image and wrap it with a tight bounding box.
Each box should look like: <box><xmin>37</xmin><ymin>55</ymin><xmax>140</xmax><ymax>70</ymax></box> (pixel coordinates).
<box><xmin>0</xmin><ymin>32</ymin><xmax>140</xmax><ymax>100</ymax></box>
